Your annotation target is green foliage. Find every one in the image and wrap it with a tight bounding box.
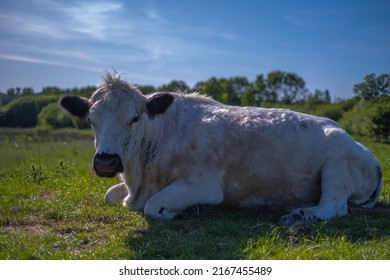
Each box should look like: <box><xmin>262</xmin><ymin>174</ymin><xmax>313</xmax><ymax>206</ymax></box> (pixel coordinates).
<box><xmin>55</xmin><ymin>160</ymin><xmax>75</xmax><ymax>179</ymax></box>
<box><xmin>40</xmin><ymin>86</ymin><xmax>96</xmax><ymax>97</ymax></box>
<box><xmin>240</xmin><ymin>75</ymin><xmax>266</xmax><ymax>106</ymax></box>
<box><xmin>338</xmin><ymin>97</ymin><xmax>390</xmax><ymax>139</ymax></box>
<box><xmin>370</xmin><ymin>102</ymin><xmax>390</xmax><ymax>143</ymax></box>
<box><xmin>0</xmin><ymin>85</ymin><xmax>96</xmax><ymax>128</ymax></box>
<box><xmin>1</xmin><ymin>71</ymin><xmax>389</xmax><ymax>143</ymax></box>
<box><xmin>311</xmin><ymin>101</ymin><xmax>351</xmax><ymax>122</ymax></box>
<box><xmin>41</xmin><ymin>86</ymin><xmax>63</xmax><ymax>95</ymax></box>
<box><xmin>306</xmin><ymin>89</ymin><xmax>331</xmax><ymax>104</ymax></box>
<box><xmin>138</xmin><ymin>85</ymin><xmax>157</xmax><ymax>95</ymax></box>
<box><xmin>196</xmin><ymin>76</ymin><xmax>248</xmax><ymax>105</ymax></box>
<box><xmin>0</xmin><ymin>87</ymin><xmax>35</xmax><ymax>106</ymax></box>
<box><xmin>158</xmin><ymin>80</ymin><xmax>189</xmax><ymax>92</ymax></box>
<box><xmin>37</xmin><ymin>103</ymin><xmax>73</xmax><ymax>129</ymax></box>
<box><xmin>266</xmin><ymin>71</ymin><xmax>307</xmax><ymax>104</ymax></box>
<box><xmin>0</xmin><ymin>95</ymin><xmax>58</xmax><ymax>127</ymax></box>
<box><xmin>29</xmin><ymin>164</ymin><xmax>47</xmax><ymax>185</ymax></box>
<box><xmin>353</xmin><ymin>73</ymin><xmax>390</xmax><ymax>99</ymax></box>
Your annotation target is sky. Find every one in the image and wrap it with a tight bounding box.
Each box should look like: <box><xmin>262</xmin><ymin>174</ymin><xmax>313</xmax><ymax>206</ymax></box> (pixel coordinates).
<box><xmin>0</xmin><ymin>0</ymin><xmax>389</xmax><ymax>99</ymax></box>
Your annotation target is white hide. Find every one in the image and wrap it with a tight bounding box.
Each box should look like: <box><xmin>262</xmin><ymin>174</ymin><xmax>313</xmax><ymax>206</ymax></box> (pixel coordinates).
<box><xmin>86</xmin><ymin>75</ymin><xmax>382</xmax><ymax>225</ymax></box>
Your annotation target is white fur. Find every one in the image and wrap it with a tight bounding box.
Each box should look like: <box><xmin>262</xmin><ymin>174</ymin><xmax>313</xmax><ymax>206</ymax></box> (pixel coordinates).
<box><xmin>88</xmin><ymin>75</ymin><xmax>382</xmax><ymax>225</ymax></box>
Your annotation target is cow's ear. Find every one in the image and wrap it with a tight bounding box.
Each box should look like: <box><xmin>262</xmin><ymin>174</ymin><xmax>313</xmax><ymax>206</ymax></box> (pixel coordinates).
<box><xmin>146</xmin><ymin>93</ymin><xmax>174</xmax><ymax>118</ymax></box>
<box><xmin>59</xmin><ymin>95</ymin><xmax>90</xmax><ymax>119</ymax></box>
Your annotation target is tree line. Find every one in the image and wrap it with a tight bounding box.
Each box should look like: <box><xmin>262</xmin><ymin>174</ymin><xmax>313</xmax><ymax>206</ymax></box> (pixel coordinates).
<box><xmin>0</xmin><ymin>71</ymin><xmax>389</xmax><ymax>142</ymax></box>
<box><xmin>0</xmin><ymin>71</ymin><xmax>334</xmax><ymax>107</ymax></box>
<box><xmin>145</xmin><ymin>70</ymin><xmax>332</xmax><ymax>106</ymax></box>
<box><xmin>2</xmin><ymin>71</ymin><xmax>389</xmax><ymax>108</ymax></box>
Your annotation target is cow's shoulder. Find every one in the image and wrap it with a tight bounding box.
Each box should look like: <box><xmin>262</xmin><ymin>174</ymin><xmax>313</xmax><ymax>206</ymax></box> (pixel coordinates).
<box><xmin>146</xmin><ymin>93</ymin><xmax>175</xmax><ymax>118</ymax></box>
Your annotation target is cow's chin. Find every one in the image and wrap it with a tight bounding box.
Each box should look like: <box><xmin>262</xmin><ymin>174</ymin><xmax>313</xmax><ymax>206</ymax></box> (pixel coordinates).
<box><xmin>94</xmin><ymin>170</ymin><xmax>118</xmax><ymax>178</ymax></box>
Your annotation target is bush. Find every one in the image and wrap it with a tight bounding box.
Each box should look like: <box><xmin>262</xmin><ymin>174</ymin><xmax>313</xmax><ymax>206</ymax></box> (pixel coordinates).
<box><xmin>370</xmin><ymin>104</ymin><xmax>390</xmax><ymax>143</ymax></box>
<box><xmin>0</xmin><ymin>95</ymin><xmax>58</xmax><ymax>127</ymax></box>
<box><xmin>338</xmin><ymin>97</ymin><xmax>390</xmax><ymax>141</ymax></box>
<box><xmin>338</xmin><ymin>99</ymin><xmax>377</xmax><ymax>136</ymax></box>
<box><xmin>37</xmin><ymin>103</ymin><xmax>73</xmax><ymax>128</ymax></box>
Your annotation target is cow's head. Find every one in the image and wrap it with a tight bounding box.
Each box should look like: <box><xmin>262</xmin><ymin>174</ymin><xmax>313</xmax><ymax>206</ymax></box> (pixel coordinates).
<box><xmin>59</xmin><ymin>73</ymin><xmax>174</xmax><ymax>178</ymax></box>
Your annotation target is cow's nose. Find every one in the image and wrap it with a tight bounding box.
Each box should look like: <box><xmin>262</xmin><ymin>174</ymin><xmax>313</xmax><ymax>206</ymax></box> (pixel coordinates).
<box><xmin>93</xmin><ymin>153</ymin><xmax>124</xmax><ymax>178</ymax></box>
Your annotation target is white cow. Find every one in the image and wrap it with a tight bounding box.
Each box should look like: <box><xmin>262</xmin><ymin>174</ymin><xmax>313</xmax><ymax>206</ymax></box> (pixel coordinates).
<box><xmin>60</xmin><ymin>73</ymin><xmax>382</xmax><ymax>226</ymax></box>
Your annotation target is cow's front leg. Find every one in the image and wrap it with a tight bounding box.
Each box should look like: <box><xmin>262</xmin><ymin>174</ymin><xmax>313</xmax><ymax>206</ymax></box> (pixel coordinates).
<box><xmin>144</xmin><ymin>181</ymin><xmax>224</xmax><ymax>219</ymax></box>
<box><xmin>104</xmin><ymin>182</ymin><xmax>129</xmax><ymax>204</ymax></box>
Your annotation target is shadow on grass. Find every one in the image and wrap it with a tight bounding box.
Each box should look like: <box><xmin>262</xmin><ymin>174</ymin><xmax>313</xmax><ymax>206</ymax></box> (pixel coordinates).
<box><xmin>125</xmin><ymin>207</ymin><xmax>276</xmax><ymax>259</ymax></box>
<box><xmin>124</xmin><ymin>203</ymin><xmax>390</xmax><ymax>260</ymax></box>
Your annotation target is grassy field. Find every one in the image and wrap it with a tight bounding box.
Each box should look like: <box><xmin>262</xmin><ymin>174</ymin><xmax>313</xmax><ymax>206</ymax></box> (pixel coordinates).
<box><xmin>0</xmin><ymin>129</ymin><xmax>389</xmax><ymax>259</ymax></box>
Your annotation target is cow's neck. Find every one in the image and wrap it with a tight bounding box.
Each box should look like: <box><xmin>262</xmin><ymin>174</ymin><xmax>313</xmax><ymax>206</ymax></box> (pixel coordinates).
<box><xmin>124</xmin><ymin>116</ymin><xmax>170</xmax><ymax>207</ymax></box>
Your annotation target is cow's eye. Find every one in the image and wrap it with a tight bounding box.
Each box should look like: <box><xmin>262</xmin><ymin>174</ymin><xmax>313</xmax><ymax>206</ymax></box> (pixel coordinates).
<box><xmin>129</xmin><ymin>115</ymin><xmax>139</xmax><ymax>126</ymax></box>
<box><xmin>87</xmin><ymin>117</ymin><xmax>95</xmax><ymax>127</ymax></box>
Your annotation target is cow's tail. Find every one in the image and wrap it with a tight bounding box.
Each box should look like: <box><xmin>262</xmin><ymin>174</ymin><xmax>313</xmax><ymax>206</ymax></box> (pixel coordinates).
<box><xmin>361</xmin><ymin>164</ymin><xmax>383</xmax><ymax>208</ymax></box>
<box><xmin>349</xmin><ymin>164</ymin><xmax>383</xmax><ymax>212</ymax></box>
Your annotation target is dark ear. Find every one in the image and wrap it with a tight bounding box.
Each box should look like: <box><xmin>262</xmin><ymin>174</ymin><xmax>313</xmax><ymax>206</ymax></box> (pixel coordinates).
<box><xmin>146</xmin><ymin>93</ymin><xmax>174</xmax><ymax>118</ymax></box>
<box><xmin>59</xmin><ymin>95</ymin><xmax>90</xmax><ymax>119</ymax></box>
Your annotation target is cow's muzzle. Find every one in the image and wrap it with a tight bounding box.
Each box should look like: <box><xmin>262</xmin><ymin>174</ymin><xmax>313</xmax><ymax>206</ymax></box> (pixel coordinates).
<box><xmin>93</xmin><ymin>153</ymin><xmax>124</xmax><ymax>178</ymax></box>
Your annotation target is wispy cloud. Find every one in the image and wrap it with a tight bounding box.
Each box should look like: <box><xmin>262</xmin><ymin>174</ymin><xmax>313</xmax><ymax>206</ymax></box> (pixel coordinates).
<box><xmin>0</xmin><ymin>13</ymin><xmax>68</xmax><ymax>40</ymax></box>
<box><xmin>282</xmin><ymin>15</ymin><xmax>305</xmax><ymax>27</ymax></box>
<box><xmin>0</xmin><ymin>0</ymin><xmax>242</xmax><ymax>87</ymax></box>
<box><xmin>0</xmin><ymin>53</ymin><xmax>102</xmax><ymax>72</ymax></box>
<box><xmin>0</xmin><ymin>0</ymin><xmax>240</xmax><ymax>60</ymax></box>
<box><xmin>62</xmin><ymin>1</ymin><xmax>124</xmax><ymax>40</ymax></box>
<box><xmin>282</xmin><ymin>9</ymin><xmax>342</xmax><ymax>29</ymax></box>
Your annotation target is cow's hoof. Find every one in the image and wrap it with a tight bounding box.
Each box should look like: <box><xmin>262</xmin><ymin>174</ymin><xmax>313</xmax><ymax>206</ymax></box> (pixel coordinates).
<box><xmin>144</xmin><ymin>203</ymin><xmax>178</xmax><ymax>219</ymax></box>
<box><xmin>279</xmin><ymin>213</ymin><xmax>304</xmax><ymax>227</ymax></box>
<box><xmin>104</xmin><ymin>183</ymin><xmax>128</xmax><ymax>204</ymax></box>
<box><xmin>280</xmin><ymin>208</ymin><xmax>323</xmax><ymax>228</ymax></box>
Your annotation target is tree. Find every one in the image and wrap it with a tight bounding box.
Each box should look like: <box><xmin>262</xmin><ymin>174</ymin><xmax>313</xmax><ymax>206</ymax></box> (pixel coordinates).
<box><xmin>158</xmin><ymin>80</ymin><xmax>189</xmax><ymax>92</ymax></box>
<box><xmin>22</xmin><ymin>87</ymin><xmax>34</xmax><ymax>96</ymax></box>
<box><xmin>37</xmin><ymin>103</ymin><xmax>73</xmax><ymax>128</ymax></box>
<box><xmin>193</xmin><ymin>81</ymin><xmax>205</xmax><ymax>93</ymax></box>
<box><xmin>306</xmin><ymin>89</ymin><xmax>331</xmax><ymax>104</ymax></box>
<box><xmin>197</xmin><ymin>77</ymin><xmax>223</xmax><ymax>100</ymax></box>
<box><xmin>0</xmin><ymin>95</ymin><xmax>58</xmax><ymax>127</ymax></box>
<box><xmin>370</xmin><ymin>103</ymin><xmax>390</xmax><ymax>143</ymax></box>
<box><xmin>6</xmin><ymin>88</ymin><xmax>16</xmax><ymax>99</ymax></box>
<box><xmin>227</xmin><ymin>76</ymin><xmax>249</xmax><ymax>105</ymax></box>
<box><xmin>41</xmin><ymin>86</ymin><xmax>62</xmax><ymax>95</ymax></box>
<box><xmin>73</xmin><ymin>86</ymin><xmax>97</xmax><ymax>97</ymax></box>
<box><xmin>138</xmin><ymin>85</ymin><xmax>156</xmax><ymax>95</ymax></box>
<box><xmin>215</xmin><ymin>77</ymin><xmax>248</xmax><ymax>105</ymax></box>
<box><xmin>195</xmin><ymin>77</ymin><xmax>247</xmax><ymax>105</ymax></box>
<box><xmin>266</xmin><ymin>71</ymin><xmax>307</xmax><ymax>103</ymax></box>
<box><xmin>353</xmin><ymin>73</ymin><xmax>390</xmax><ymax>99</ymax></box>
<box><xmin>241</xmin><ymin>74</ymin><xmax>267</xmax><ymax>106</ymax></box>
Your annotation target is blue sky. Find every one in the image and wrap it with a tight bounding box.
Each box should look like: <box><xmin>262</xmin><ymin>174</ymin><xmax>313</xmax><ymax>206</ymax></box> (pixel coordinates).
<box><xmin>0</xmin><ymin>0</ymin><xmax>389</xmax><ymax>99</ymax></box>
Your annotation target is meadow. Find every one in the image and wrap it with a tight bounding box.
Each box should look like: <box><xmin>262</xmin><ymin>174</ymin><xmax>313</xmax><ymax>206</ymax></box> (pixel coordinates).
<box><xmin>0</xmin><ymin>129</ymin><xmax>389</xmax><ymax>259</ymax></box>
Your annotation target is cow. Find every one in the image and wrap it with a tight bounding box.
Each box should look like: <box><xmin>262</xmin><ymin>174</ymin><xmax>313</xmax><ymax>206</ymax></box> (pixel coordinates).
<box><xmin>59</xmin><ymin>73</ymin><xmax>382</xmax><ymax>226</ymax></box>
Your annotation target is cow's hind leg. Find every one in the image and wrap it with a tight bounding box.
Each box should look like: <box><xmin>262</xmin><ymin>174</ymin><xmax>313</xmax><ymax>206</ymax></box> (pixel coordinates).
<box><xmin>280</xmin><ymin>199</ymin><xmax>348</xmax><ymax>227</ymax></box>
<box><xmin>144</xmin><ymin>181</ymin><xmax>224</xmax><ymax>219</ymax></box>
<box><xmin>280</xmin><ymin>166</ymin><xmax>350</xmax><ymax>226</ymax></box>
<box><xmin>104</xmin><ymin>182</ymin><xmax>129</xmax><ymax>204</ymax></box>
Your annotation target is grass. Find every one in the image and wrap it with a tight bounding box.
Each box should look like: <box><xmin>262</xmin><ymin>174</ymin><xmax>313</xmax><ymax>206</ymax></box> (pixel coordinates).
<box><xmin>0</xmin><ymin>130</ymin><xmax>389</xmax><ymax>259</ymax></box>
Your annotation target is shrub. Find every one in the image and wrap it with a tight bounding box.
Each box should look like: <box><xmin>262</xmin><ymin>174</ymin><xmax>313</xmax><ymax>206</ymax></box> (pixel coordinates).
<box><xmin>37</xmin><ymin>103</ymin><xmax>73</xmax><ymax>128</ymax></box>
<box><xmin>0</xmin><ymin>95</ymin><xmax>58</xmax><ymax>127</ymax></box>
<box><xmin>338</xmin><ymin>99</ymin><xmax>376</xmax><ymax>136</ymax></box>
<box><xmin>370</xmin><ymin>104</ymin><xmax>390</xmax><ymax>143</ymax></box>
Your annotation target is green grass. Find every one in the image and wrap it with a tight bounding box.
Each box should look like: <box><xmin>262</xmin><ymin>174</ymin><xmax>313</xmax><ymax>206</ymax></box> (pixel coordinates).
<box><xmin>0</xmin><ymin>131</ymin><xmax>389</xmax><ymax>259</ymax></box>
